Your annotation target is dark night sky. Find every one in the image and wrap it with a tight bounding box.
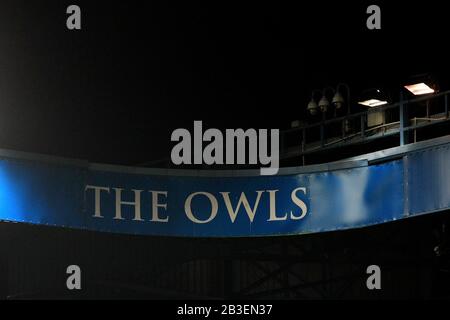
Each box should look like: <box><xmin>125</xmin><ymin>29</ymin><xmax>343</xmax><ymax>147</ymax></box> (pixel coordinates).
<box><xmin>0</xmin><ymin>1</ymin><xmax>449</xmax><ymax>165</ymax></box>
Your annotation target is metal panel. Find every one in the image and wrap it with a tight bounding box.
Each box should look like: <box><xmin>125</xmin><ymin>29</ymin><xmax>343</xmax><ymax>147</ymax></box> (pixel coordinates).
<box><xmin>0</xmin><ymin>137</ymin><xmax>450</xmax><ymax>237</ymax></box>
<box><xmin>0</xmin><ymin>156</ymin><xmax>403</xmax><ymax>237</ymax></box>
<box><xmin>408</xmin><ymin>145</ymin><xmax>450</xmax><ymax>215</ymax></box>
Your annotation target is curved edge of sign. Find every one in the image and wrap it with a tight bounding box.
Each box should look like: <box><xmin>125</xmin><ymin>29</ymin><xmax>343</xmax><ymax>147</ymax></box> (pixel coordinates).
<box><xmin>1</xmin><ymin>135</ymin><xmax>450</xmax><ymax>177</ymax></box>
<box><xmin>0</xmin><ymin>135</ymin><xmax>449</xmax><ymax>238</ymax></box>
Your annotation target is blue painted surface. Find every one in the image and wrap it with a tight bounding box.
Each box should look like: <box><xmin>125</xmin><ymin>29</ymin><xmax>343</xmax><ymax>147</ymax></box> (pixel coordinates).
<box><xmin>0</xmin><ymin>144</ymin><xmax>448</xmax><ymax>237</ymax></box>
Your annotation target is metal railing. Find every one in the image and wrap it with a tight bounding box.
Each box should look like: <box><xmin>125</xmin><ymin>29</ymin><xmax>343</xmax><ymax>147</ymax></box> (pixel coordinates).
<box><xmin>281</xmin><ymin>90</ymin><xmax>450</xmax><ymax>159</ymax></box>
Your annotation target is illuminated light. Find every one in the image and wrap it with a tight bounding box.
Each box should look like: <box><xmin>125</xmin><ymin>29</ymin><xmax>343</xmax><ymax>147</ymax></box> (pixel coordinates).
<box><xmin>358</xmin><ymin>88</ymin><xmax>389</xmax><ymax>108</ymax></box>
<box><xmin>358</xmin><ymin>99</ymin><xmax>388</xmax><ymax>107</ymax></box>
<box><xmin>404</xmin><ymin>82</ymin><xmax>435</xmax><ymax>95</ymax></box>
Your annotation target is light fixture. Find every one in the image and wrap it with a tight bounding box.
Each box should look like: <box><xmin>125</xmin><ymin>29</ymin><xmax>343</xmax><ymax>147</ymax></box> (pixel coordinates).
<box><xmin>307</xmin><ymin>86</ymin><xmax>348</xmax><ymax>116</ymax></box>
<box><xmin>358</xmin><ymin>98</ymin><xmax>388</xmax><ymax>107</ymax></box>
<box><xmin>404</xmin><ymin>82</ymin><xmax>435</xmax><ymax>95</ymax></box>
<box><xmin>318</xmin><ymin>95</ymin><xmax>330</xmax><ymax>113</ymax></box>
<box><xmin>307</xmin><ymin>98</ymin><xmax>319</xmax><ymax>115</ymax></box>
<box><xmin>358</xmin><ymin>89</ymin><xmax>388</xmax><ymax>107</ymax></box>
<box><xmin>335</xmin><ymin>83</ymin><xmax>351</xmax><ymax>114</ymax></box>
<box><xmin>332</xmin><ymin>91</ymin><xmax>345</xmax><ymax>109</ymax></box>
<box><xmin>403</xmin><ymin>73</ymin><xmax>437</xmax><ymax>96</ymax></box>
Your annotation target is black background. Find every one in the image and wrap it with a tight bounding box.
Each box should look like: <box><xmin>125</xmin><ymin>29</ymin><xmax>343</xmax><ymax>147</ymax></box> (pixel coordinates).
<box><xmin>0</xmin><ymin>1</ymin><xmax>448</xmax><ymax>165</ymax></box>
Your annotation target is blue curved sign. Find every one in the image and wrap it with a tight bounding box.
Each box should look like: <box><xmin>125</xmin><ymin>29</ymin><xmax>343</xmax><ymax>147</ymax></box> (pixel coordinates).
<box><xmin>0</xmin><ymin>142</ymin><xmax>449</xmax><ymax>237</ymax></box>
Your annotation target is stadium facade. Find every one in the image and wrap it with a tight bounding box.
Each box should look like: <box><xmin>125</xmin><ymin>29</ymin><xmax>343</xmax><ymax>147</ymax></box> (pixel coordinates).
<box><xmin>1</xmin><ymin>90</ymin><xmax>450</xmax><ymax>299</ymax></box>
